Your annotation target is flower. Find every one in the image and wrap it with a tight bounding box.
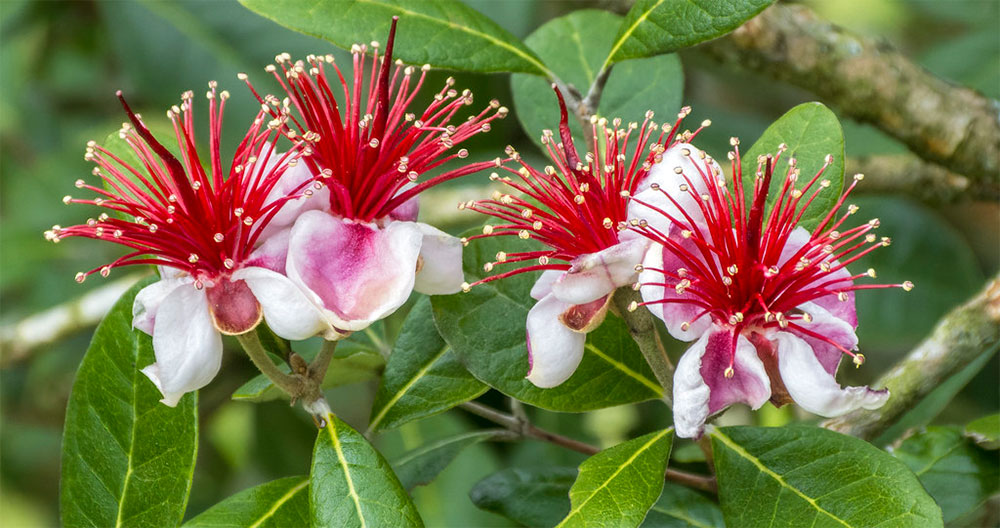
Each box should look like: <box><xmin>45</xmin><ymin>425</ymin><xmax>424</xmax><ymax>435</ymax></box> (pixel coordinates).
<box><xmin>628</xmin><ymin>138</ymin><xmax>912</xmax><ymax>438</ymax></box>
<box><xmin>462</xmin><ymin>86</ymin><xmax>704</xmax><ymax>388</ymax></box>
<box><xmin>46</xmin><ymin>85</ymin><xmax>323</xmax><ymax>406</ymax></box>
<box><xmin>242</xmin><ymin>18</ymin><xmax>507</xmax><ymax>337</ymax></box>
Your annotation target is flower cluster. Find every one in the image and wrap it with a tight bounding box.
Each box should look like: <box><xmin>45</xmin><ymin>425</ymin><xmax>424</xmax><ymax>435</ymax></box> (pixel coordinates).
<box><xmin>628</xmin><ymin>139</ymin><xmax>911</xmax><ymax>437</ymax></box>
<box><xmin>461</xmin><ymin>85</ymin><xmax>705</xmax><ymax>387</ymax></box>
<box><xmin>51</xmin><ymin>18</ymin><xmax>502</xmax><ymax>406</ymax></box>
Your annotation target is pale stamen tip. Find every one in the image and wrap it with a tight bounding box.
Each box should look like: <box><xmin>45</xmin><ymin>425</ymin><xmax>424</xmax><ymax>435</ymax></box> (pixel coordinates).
<box><xmin>461</xmin><ymin>282</ymin><xmax>471</xmax><ymax>293</ymax></box>
<box><xmin>627</xmin><ymin>301</ymin><xmax>639</xmax><ymax>312</ymax></box>
<box><xmin>724</xmin><ymin>366</ymin><xmax>735</xmax><ymax>379</ymax></box>
<box><xmin>853</xmin><ymin>354</ymin><xmax>866</xmax><ymax>368</ymax></box>
<box><xmin>902</xmin><ymin>281</ymin><xmax>914</xmax><ymax>291</ymax></box>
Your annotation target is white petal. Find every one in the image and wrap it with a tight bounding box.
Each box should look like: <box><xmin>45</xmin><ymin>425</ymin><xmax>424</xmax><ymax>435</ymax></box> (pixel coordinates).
<box><xmin>630</xmin><ymin>143</ymin><xmax>724</xmax><ymax>232</ymax></box>
<box><xmin>411</xmin><ymin>222</ymin><xmax>464</xmax><ymax>295</ymax></box>
<box><xmin>530</xmin><ymin>270</ymin><xmax>564</xmax><ymax>301</ymax></box>
<box><xmin>773</xmin><ymin>331</ymin><xmax>888</xmax><ymax>417</ymax></box>
<box><xmin>132</xmin><ymin>275</ymin><xmax>189</xmax><ymax>335</ymax></box>
<box><xmin>672</xmin><ymin>331</ymin><xmax>712</xmax><ymax>439</ymax></box>
<box><xmin>638</xmin><ymin>243</ymin><xmax>711</xmax><ymax>342</ymax></box>
<box><xmin>143</xmin><ymin>284</ymin><xmax>222</xmax><ymax>406</ymax></box>
<box><xmin>260</xmin><ymin>152</ymin><xmax>329</xmax><ymax>238</ymax></box>
<box><xmin>245</xmin><ymin>227</ymin><xmax>291</xmax><ymax>274</ymax></box>
<box><xmin>550</xmin><ymin>238</ymin><xmax>648</xmax><ymax>305</ymax></box>
<box><xmin>286</xmin><ymin>211</ymin><xmax>422</xmax><ymax>332</ymax></box>
<box><xmin>780</xmin><ymin>227</ymin><xmax>858</xmax><ymax>326</ymax></box>
<box><xmin>233</xmin><ymin>266</ymin><xmax>331</xmax><ymax>340</ymax></box>
<box><xmin>525</xmin><ymin>294</ymin><xmax>586</xmax><ymax>388</ymax></box>
<box><xmin>796</xmin><ymin>301</ymin><xmax>858</xmax><ymax>376</ymax></box>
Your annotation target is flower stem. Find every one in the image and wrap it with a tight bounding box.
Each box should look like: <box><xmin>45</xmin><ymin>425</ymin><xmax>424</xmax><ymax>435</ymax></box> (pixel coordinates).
<box><xmin>236</xmin><ymin>329</ymin><xmax>303</xmax><ymax>397</ymax></box>
<box><xmin>459</xmin><ymin>401</ymin><xmax>715</xmax><ymax>493</ymax></box>
<box><xmin>235</xmin><ymin>328</ymin><xmax>328</xmax><ymax>417</ymax></box>
<box><xmin>611</xmin><ymin>287</ymin><xmax>674</xmax><ymax>405</ymax></box>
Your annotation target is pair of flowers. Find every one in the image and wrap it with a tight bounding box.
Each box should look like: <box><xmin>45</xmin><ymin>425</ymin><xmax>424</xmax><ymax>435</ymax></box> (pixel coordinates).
<box><xmin>468</xmin><ymin>91</ymin><xmax>910</xmax><ymax>438</ymax></box>
<box><xmin>51</xmin><ymin>20</ymin><xmax>505</xmax><ymax>406</ymax></box>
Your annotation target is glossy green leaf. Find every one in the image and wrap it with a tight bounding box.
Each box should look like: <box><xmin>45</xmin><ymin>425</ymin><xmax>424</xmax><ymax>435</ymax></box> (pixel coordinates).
<box><xmin>510</xmin><ymin>10</ymin><xmax>682</xmax><ymax>150</ymax></box>
<box><xmin>711</xmin><ymin>426</ymin><xmax>942</xmax><ymax>528</ymax></box>
<box><xmin>740</xmin><ymin>102</ymin><xmax>845</xmax><ymax>230</ymax></box>
<box><xmin>893</xmin><ymin>426</ymin><xmax>1000</xmax><ymax>522</ymax></box>
<box><xmin>311</xmin><ymin>413</ymin><xmax>423</xmax><ymax>527</ymax></box>
<box><xmin>556</xmin><ymin>429</ymin><xmax>674</xmax><ymax>527</ymax></box>
<box><xmin>232</xmin><ymin>334</ymin><xmax>385</xmax><ymax>402</ymax></box>
<box><xmin>60</xmin><ymin>277</ymin><xmax>198</xmax><ymax>528</ymax></box>
<box><xmin>469</xmin><ymin>467</ymin><xmax>577</xmax><ymax>527</ymax></box>
<box><xmin>432</xmin><ymin>231</ymin><xmax>662</xmax><ymax>412</ymax></box>
<box><xmin>391</xmin><ymin>429</ymin><xmax>515</xmax><ymax>490</ymax></box>
<box><xmin>368</xmin><ymin>297</ymin><xmax>487</xmax><ymax>433</ymax></box>
<box><xmin>239</xmin><ymin>0</ymin><xmax>548</xmax><ymax>75</ymax></box>
<box><xmin>182</xmin><ymin>476</ymin><xmax>309</xmax><ymax>528</ymax></box>
<box><xmin>966</xmin><ymin>414</ymin><xmax>1000</xmax><ymax>449</ymax></box>
<box><xmin>608</xmin><ymin>0</ymin><xmax>773</xmax><ymax>64</ymax></box>
<box><xmin>643</xmin><ymin>482</ymin><xmax>724</xmax><ymax>528</ymax></box>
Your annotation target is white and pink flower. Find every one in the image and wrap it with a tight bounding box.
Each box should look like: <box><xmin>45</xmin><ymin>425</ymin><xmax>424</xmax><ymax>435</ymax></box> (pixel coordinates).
<box><xmin>48</xmin><ymin>85</ymin><xmax>321</xmax><ymax>405</ymax></box>
<box><xmin>628</xmin><ymin>139</ymin><xmax>912</xmax><ymax>438</ymax></box>
<box><xmin>243</xmin><ymin>18</ymin><xmax>506</xmax><ymax>337</ymax></box>
<box><xmin>463</xmin><ymin>87</ymin><xmax>704</xmax><ymax>388</ymax></box>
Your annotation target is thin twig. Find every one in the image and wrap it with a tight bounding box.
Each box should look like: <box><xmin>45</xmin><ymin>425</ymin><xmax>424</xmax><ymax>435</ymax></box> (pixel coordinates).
<box><xmin>459</xmin><ymin>401</ymin><xmax>716</xmax><ymax>493</ymax></box>
<box><xmin>823</xmin><ymin>273</ymin><xmax>1000</xmax><ymax>440</ymax></box>
<box><xmin>847</xmin><ymin>154</ymin><xmax>995</xmax><ymax>204</ymax></box>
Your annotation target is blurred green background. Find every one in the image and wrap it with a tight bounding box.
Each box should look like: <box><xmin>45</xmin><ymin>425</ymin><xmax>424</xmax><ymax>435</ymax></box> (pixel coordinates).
<box><xmin>1</xmin><ymin>1</ymin><xmax>996</xmax><ymax>526</ymax></box>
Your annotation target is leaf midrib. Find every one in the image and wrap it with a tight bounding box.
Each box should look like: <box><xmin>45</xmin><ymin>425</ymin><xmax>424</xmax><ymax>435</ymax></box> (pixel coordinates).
<box><xmin>325</xmin><ymin>416</ymin><xmax>367</xmax><ymax>528</ymax></box>
<box><xmin>114</xmin><ymin>323</ymin><xmax>141</xmax><ymax>528</ymax></box>
<box><xmin>248</xmin><ymin>479</ymin><xmax>309</xmax><ymax>528</ymax></box>
<box><xmin>354</xmin><ymin>0</ymin><xmax>552</xmax><ymax>77</ymax></box>
<box><xmin>603</xmin><ymin>0</ymin><xmax>667</xmax><ymax>69</ymax></box>
<box><xmin>368</xmin><ymin>344</ymin><xmax>451</xmax><ymax>432</ymax></box>
<box><xmin>556</xmin><ymin>428</ymin><xmax>671</xmax><ymax>526</ymax></box>
<box><xmin>711</xmin><ymin>429</ymin><xmax>851</xmax><ymax>528</ymax></box>
<box><xmin>584</xmin><ymin>343</ymin><xmax>662</xmax><ymax>395</ymax></box>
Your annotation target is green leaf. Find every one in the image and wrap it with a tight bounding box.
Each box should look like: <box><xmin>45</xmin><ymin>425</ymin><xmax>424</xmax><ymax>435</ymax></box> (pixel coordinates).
<box><xmin>60</xmin><ymin>277</ymin><xmax>198</xmax><ymax>528</ymax></box>
<box><xmin>740</xmin><ymin>102</ymin><xmax>845</xmax><ymax>230</ymax></box>
<box><xmin>643</xmin><ymin>482</ymin><xmax>724</xmax><ymax>528</ymax></box>
<box><xmin>432</xmin><ymin>230</ymin><xmax>662</xmax><ymax>412</ymax></box>
<box><xmin>391</xmin><ymin>429</ymin><xmax>515</xmax><ymax>491</ymax></box>
<box><xmin>607</xmin><ymin>0</ymin><xmax>774</xmax><ymax>64</ymax></box>
<box><xmin>232</xmin><ymin>334</ymin><xmax>385</xmax><ymax>402</ymax></box>
<box><xmin>510</xmin><ymin>9</ymin><xmax>682</xmax><ymax>150</ymax></box>
<box><xmin>368</xmin><ymin>297</ymin><xmax>487</xmax><ymax>433</ymax></box>
<box><xmin>966</xmin><ymin>414</ymin><xmax>1000</xmax><ymax>450</ymax></box>
<box><xmin>182</xmin><ymin>476</ymin><xmax>309</xmax><ymax>528</ymax></box>
<box><xmin>711</xmin><ymin>426</ymin><xmax>942</xmax><ymax>528</ymax></box>
<box><xmin>239</xmin><ymin>0</ymin><xmax>548</xmax><ymax>75</ymax></box>
<box><xmin>311</xmin><ymin>413</ymin><xmax>423</xmax><ymax>527</ymax></box>
<box><xmin>469</xmin><ymin>467</ymin><xmax>577</xmax><ymax>527</ymax></box>
<box><xmin>556</xmin><ymin>429</ymin><xmax>674</xmax><ymax>528</ymax></box>
<box><xmin>892</xmin><ymin>426</ymin><xmax>1000</xmax><ymax>522</ymax></box>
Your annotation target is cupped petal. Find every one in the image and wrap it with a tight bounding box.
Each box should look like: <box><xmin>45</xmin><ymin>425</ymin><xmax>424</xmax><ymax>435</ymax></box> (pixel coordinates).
<box><xmin>388</xmin><ymin>183</ymin><xmax>419</xmax><ymax>222</ymax></box>
<box><xmin>530</xmin><ymin>270</ymin><xmax>563</xmax><ymax>301</ymax></box>
<box><xmin>525</xmin><ymin>293</ymin><xmax>586</xmax><ymax>388</ymax></box>
<box><xmin>638</xmin><ymin>242</ymin><xmax>713</xmax><ymax>342</ymax></box>
<box><xmin>779</xmin><ymin>227</ymin><xmax>858</xmax><ymax>326</ymax></box>
<box><xmin>550</xmin><ymin>237</ymin><xmax>648</xmax><ymax>305</ymax></box>
<box><xmin>142</xmin><ymin>283</ymin><xmax>222</xmax><ymax>406</ymax></box>
<box><xmin>233</xmin><ymin>266</ymin><xmax>336</xmax><ymax>340</ymax></box>
<box><xmin>286</xmin><ymin>211</ymin><xmax>422</xmax><ymax>332</ymax></box>
<box><xmin>245</xmin><ymin>227</ymin><xmax>291</xmax><ymax>274</ymax></box>
<box><xmin>795</xmin><ymin>301</ymin><xmax>859</xmax><ymax>376</ymax></box>
<box><xmin>260</xmin><ymin>150</ymin><xmax>329</xmax><ymax>238</ymax></box>
<box><xmin>773</xmin><ymin>331</ymin><xmax>888</xmax><ymax>417</ymax></box>
<box><xmin>672</xmin><ymin>327</ymin><xmax>771</xmax><ymax>439</ymax></box>
<box><xmin>411</xmin><ymin>222</ymin><xmax>463</xmax><ymax>295</ymax></box>
<box><xmin>629</xmin><ymin>143</ymin><xmax>724</xmax><ymax>233</ymax></box>
<box><xmin>132</xmin><ymin>274</ymin><xmax>190</xmax><ymax>335</ymax></box>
